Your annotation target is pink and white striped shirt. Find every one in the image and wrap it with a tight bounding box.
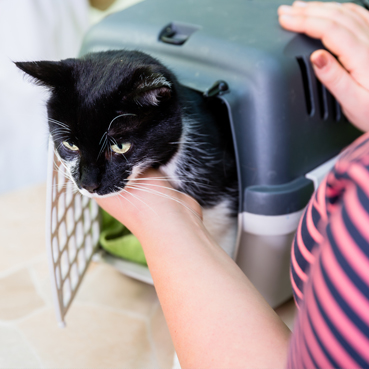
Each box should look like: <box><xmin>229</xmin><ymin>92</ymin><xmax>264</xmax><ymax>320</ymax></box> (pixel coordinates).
<box><xmin>288</xmin><ymin>132</ymin><xmax>369</xmax><ymax>368</ymax></box>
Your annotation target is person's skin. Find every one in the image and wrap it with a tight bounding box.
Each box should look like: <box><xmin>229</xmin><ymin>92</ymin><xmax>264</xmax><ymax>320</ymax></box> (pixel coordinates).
<box><xmin>96</xmin><ymin>170</ymin><xmax>291</xmax><ymax>369</ymax></box>
<box><xmin>96</xmin><ymin>2</ymin><xmax>369</xmax><ymax>368</ymax></box>
<box><xmin>279</xmin><ymin>1</ymin><xmax>369</xmax><ymax>132</ymax></box>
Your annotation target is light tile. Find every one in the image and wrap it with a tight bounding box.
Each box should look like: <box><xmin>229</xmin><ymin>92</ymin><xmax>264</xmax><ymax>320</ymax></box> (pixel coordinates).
<box><xmin>0</xmin><ymin>269</ymin><xmax>45</xmax><ymax>321</ymax></box>
<box><xmin>28</xmin><ymin>256</ymin><xmax>54</xmax><ymax>305</ymax></box>
<box><xmin>18</xmin><ymin>306</ymin><xmax>154</xmax><ymax>369</ymax></box>
<box><xmin>150</xmin><ymin>304</ymin><xmax>175</xmax><ymax>369</ymax></box>
<box><xmin>29</xmin><ymin>258</ymin><xmax>102</xmax><ymax>307</ymax></box>
<box><xmin>75</xmin><ymin>263</ymin><xmax>158</xmax><ymax>316</ymax></box>
<box><xmin>0</xmin><ymin>184</ymin><xmax>46</xmax><ymax>274</ymax></box>
<box><xmin>0</xmin><ymin>325</ymin><xmax>42</xmax><ymax>368</ymax></box>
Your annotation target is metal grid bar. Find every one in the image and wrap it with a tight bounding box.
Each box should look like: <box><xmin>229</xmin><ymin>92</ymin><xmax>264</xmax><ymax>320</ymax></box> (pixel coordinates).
<box><xmin>46</xmin><ymin>139</ymin><xmax>100</xmax><ymax>327</ymax></box>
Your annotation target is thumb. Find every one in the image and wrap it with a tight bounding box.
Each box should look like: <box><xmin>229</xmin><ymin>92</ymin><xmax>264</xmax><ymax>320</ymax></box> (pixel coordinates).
<box><xmin>310</xmin><ymin>50</ymin><xmax>352</xmax><ymax>101</ymax></box>
<box><xmin>311</xmin><ymin>50</ymin><xmax>369</xmax><ymax>132</ymax></box>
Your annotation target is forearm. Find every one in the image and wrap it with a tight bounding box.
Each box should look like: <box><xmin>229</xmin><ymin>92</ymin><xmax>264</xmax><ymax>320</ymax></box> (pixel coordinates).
<box><xmin>134</xmin><ymin>211</ymin><xmax>290</xmax><ymax>368</ymax></box>
<box><xmin>96</xmin><ymin>174</ymin><xmax>290</xmax><ymax>368</ymax></box>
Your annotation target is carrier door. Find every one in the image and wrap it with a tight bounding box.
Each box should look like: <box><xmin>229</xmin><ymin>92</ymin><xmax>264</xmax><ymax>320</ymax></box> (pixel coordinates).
<box><xmin>45</xmin><ymin>139</ymin><xmax>100</xmax><ymax>327</ymax></box>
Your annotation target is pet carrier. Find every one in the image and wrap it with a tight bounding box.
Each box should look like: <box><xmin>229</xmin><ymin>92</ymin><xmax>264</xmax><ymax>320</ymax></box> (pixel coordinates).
<box><xmin>46</xmin><ymin>0</ymin><xmax>363</xmax><ymax>326</ymax></box>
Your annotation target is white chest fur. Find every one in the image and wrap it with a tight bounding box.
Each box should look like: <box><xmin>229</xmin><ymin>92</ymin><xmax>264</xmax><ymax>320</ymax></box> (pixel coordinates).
<box><xmin>161</xmin><ymin>142</ymin><xmax>237</xmax><ymax>257</ymax></box>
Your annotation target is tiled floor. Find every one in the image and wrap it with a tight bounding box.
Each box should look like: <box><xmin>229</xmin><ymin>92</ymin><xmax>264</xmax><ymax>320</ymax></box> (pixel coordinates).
<box><xmin>0</xmin><ymin>183</ymin><xmax>297</xmax><ymax>369</ymax></box>
<box><xmin>0</xmin><ymin>184</ymin><xmax>175</xmax><ymax>369</ymax></box>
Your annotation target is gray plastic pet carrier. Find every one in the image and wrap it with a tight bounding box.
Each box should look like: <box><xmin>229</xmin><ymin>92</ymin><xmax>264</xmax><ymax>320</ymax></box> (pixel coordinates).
<box><xmin>46</xmin><ymin>0</ymin><xmax>363</xmax><ymax>326</ymax></box>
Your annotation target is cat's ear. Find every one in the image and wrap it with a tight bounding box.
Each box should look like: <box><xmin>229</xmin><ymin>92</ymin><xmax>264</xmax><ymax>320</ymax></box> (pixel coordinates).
<box><xmin>14</xmin><ymin>61</ymin><xmax>71</xmax><ymax>89</ymax></box>
<box><xmin>132</xmin><ymin>72</ymin><xmax>172</xmax><ymax>107</ymax></box>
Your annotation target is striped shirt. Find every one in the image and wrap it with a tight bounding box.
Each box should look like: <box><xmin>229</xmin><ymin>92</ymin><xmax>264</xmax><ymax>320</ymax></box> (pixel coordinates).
<box><xmin>288</xmin><ymin>132</ymin><xmax>369</xmax><ymax>369</ymax></box>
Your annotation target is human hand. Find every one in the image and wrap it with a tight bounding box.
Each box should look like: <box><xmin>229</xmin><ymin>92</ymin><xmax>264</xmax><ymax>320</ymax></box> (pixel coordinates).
<box><xmin>278</xmin><ymin>1</ymin><xmax>369</xmax><ymax>132</ymax></box>
<box><xmin>94</xmin><ymin>168</ymin><xmax>202</xmax><ymax>239</ymax></box>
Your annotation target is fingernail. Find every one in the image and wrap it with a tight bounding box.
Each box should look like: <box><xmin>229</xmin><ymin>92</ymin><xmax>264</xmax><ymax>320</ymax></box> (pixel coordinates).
<box><xmin>294</xmin><ymin>1</ymin><xmax>307</xmax><ymax>7</ymax></box>
<box><xmin>312</xmin><ymin>53</ymin><xmax>328</xmax><ymax>69</ymax></box>
<box><xmin>279</xmin><ymin>5</ymin><xmax>293</xmax><ymax>13</ymax></box>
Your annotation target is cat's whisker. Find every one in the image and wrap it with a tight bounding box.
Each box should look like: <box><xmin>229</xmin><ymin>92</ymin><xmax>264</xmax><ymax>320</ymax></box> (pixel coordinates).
<box><xmin>50</xmin><ymin>127</ymin><xmax>70</xmax><ymax>135</ymax></box>
<box><xmin>126</xmin><ymin>183</ymin><xmax>201</xmax><ymax>220</ymax></box>
<box><xmin>115</xmin><ymin>185</ymin><xmax>153</xmax><ymax>212</ymax></box>
<box><xmin>107</xmin><ymin>137</ymin><xmax>112</xmax><ymax>159</ymax></box>
<box><xmin>117</xmin><ymin>192</ymin><xmax>140</xmax><ymax>211</ymax></box>
<box><xmin>107</xmin><ymin>113</ymin><xmax>137</xmax><ymax>132</ymax></box>
<box><xmin>49</xmin><ymin>123</ymin><xmax>69</xmax><ymax>130</ymax></box>
<box><xmin>56</xmin><ymin>143</ymin><xmax>64</xmax><ymax>151</ymax></box>
<box><xmin>97</xmin><ymin>134</ymin><xmax>108</xmax><ymax>159</ymax></box>
<box><xmin>50</xmin><ymin>134</ymin><xmax>67</xmax><ymax>140</ymax></box>
<box><xmin>50</xmin><ymin>184</ymin><xmax>69</xmax><ymax>190</ymax></box>
<box><xmin>48</xmin><ymin>117</ymin><xmax>66</xmax><ymax>124</ymax></box>
<box><xmin>127</xmin><ymin>182</ymin><xmax>198</xmax><ymax>203</ymax></box>
<box><xmin>116</xmin><ymin>186</ymin><xmax>157</xmax><ymax>214</ymax></box>
<box><xmin>128</xmin><ymin>177</ymin><xmax>186</xmax><ymax>185</ymax></box>
<box><xmin>128</xmin><ymin>177</ymin><xmax>214</xmax><ymax>190</ymax></box>
<box><xmin>53</xmin><ymin>173</ymin><xmax>74</xmax><ymax>185</ymax></box>
<box><xmin>51</xmin><ymin>128</ymin><xmax>69</xmax><ymax>135</ymax></box>
<box><xmin>52</xmin><ymin>135</ymin><xmax>69</xmax><ymax>142</ymax></box>
<box><xmin>129</xmin><ymin>181</ymin><xmax>182</xmax><ymax>192</ymax></box>
<box><xmin>99</xmin><ymin>131</ymin><xmax>107</xmax><ymax>145</ymax></box>
<box><xmin>51</xmin><ymin>136</ymin><xmax>68</xmax><ymax>143</ymax></box>
<box><xmin>51</xmin><ymin>183</ymin><xmax>74</xmax><ymax>193</ymax></box>
<box><xmin>127</xmin><ymin>175</ymin><xmax>188</xmax><ymax>181</ymax></box>
<box><xmin>110</xmin><ymin>137</ymin><xmax>128</xmax><ymax>162</ymax></box>
<box><xmin>169</xmin><ymin>141</ymin><xmax>208</xmax><ymax>145</ymax></box>
<box><xmin>53</xmin><ymin>160</ymin><xmax>75</xmax><ymax>183</ymax></box>
<box><xmin>48</xmin><ymin>118</ymin><xmax>71</xmax><ymax>131</ymax></box>
<box><xmin>116</xmin><ymin>192</ymin><xmax>129</xmax><ymax>210</ymax></box>
<box><xmin>60</xmin><ymin>174</ymin><xmax>74</xmax><ymax>183</ymax></box>
<box><xmin>129</xmin><ymin>177</ymin><xmax>178</xmax><ymax>181</ymax></box>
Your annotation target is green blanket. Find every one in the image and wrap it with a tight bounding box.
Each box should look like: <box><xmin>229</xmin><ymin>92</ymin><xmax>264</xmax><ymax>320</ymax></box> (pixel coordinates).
<box><xmin>99</xmin><ymin>210</ymin><xmax>147</xmax><ymax>266</ymax></box>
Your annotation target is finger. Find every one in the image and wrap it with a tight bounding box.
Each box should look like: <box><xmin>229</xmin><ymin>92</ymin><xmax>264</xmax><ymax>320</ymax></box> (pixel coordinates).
<box><xmin>278</xmin><ymin>1</ymin><xmax>342</xmax><ymax>15</ymax></box>
<box><xmin>293</xmin><ymin>1</ymin><xmax>346</xmax><ymax>9</ymax></box>
<box><xmin>289</xmin><ymin>1</ymin><xmax>369</xmax><ymax>39</ymax></box>
<box><xmin>279</xmin><ymin>2</ymin><xmax>368</xmax><ymax>36</ymax></box>
<box><xmin>310</xmin><ymin>50</ymin><xmax>369</xmax><ymax>132</ymax></box>
<box><xmin>343</xmin><ymin>2</ymin><xmax>369</xmax><ymax>28</ymax></box>
<box><xmin>278</xmin><ymin>13</ymin><xmax>366</xmax><ymax>72</ymax></box>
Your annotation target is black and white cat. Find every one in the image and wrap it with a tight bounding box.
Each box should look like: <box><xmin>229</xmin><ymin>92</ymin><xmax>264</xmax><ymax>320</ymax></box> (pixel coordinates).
<box><xmin>16</xmin><ymin>50</ymin><xmax>239</xmax><ymax>256</ymax></box>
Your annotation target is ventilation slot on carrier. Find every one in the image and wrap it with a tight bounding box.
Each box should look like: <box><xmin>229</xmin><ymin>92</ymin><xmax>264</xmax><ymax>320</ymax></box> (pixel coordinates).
<box><xmin>297</xmin><ymin>56</ymin><xmax>341</xmax><ymax>121</ymax></box>
<box><xmin>316</xmin><ymin>79</ymin><xmax>328</xmax><ymax>120</ymax></box>
<box><xmin>316</xmin><ymin>79</ymin><xmax>341</xmax><ymax>121</ymax></box>
<box><xmin>332</xmin><ymin>96</ymin><xmax>342</xmax><ymax>122</ymax></box>
<box><xmin>297</xmin><ymin>56</ymin><xmax>314</xmax><ymax>116</ymax></box>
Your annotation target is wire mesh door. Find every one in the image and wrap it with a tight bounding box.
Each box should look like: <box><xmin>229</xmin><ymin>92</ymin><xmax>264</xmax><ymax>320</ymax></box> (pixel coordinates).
<box><xmin>45</xmin><ymin>139</ymin><xmax>100</xmax><ymax>327</ymax></box>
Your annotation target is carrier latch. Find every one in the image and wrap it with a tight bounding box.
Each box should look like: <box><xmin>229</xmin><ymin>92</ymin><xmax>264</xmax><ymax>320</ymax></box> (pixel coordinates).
<box><xmin>159</xmin><ymin>22</ymin><xmax>200</xmax><ymax>46</ymax></box>
<box><xmin>203</xmin><ymin>80</ymin><xmax>229</xmax><ymax>98</ymax></box>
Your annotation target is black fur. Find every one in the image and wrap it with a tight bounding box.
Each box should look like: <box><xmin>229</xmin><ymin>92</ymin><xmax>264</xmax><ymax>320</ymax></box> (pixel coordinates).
<box><xmin>16</xmin><ymin>50</ymin><xmax>238</xmax><ymax>214</ymax></box>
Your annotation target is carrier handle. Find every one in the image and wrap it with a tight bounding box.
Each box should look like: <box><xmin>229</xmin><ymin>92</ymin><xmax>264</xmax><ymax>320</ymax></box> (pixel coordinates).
<box><xmin>160</xmin><ymin>26</ymin><xmax>188</xmax><ymax>45</ymax></box>
<box><xmin>158</xmin><ymin>22</ymin><xmax>200</xmax><ymax>46</ymax></box>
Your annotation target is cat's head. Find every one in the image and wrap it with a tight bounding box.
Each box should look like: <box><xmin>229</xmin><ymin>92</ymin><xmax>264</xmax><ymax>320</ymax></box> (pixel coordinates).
<box><xmin>16</xmin><ymin>50</ymin><xmax>182</xmax><ymax>197</ymax></box>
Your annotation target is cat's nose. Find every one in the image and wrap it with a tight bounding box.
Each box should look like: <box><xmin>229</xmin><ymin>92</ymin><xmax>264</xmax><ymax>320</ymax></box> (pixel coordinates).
<box><xmin>82</xmin><ymin>184</ymin><xmax>99</xmax><ymax>193</ymax></box>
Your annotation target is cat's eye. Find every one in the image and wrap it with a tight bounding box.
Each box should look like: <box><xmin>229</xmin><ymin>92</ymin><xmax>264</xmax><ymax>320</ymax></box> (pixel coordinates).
<box><xmin>111</xmin><ymin>142</ymin><xmax>131</xmax><ymax>154</ymax></box>
<box><xmin>62</xmin><ymin>141</ymin><xmax>79</xmax><ymax>151</ymax></box>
